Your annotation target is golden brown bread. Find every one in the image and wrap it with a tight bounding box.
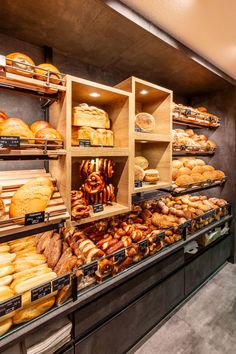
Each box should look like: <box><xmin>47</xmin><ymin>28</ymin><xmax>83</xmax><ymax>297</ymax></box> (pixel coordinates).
<box><xmin>35</xmin><ymin>63</ymin><xmax>62</xmax><ymax>84</ymax></box>
<box><xmin>135</xmin><ymin>156</ymin><xmax>149</xmax><ymax>170</ymax></box>
<box><xmin>0</xmin><ymin>264</ymin><xmax>15</xmax><ymax>278</ymax></box>
<box><xmin>6</xmin><ymin>52</ymin><xmax>35</xmax><ymax>77</ymax></box>
<box><xmin>73</xmin><ymin>104</ymin><xmax>110</xmax><ymax>129</ymax></box>
<box><xmin>0</xmin><ymin>275</ymin><xmax>13</xmax><ymax>287</ymax></box>
<box><xmin>96</xmin><ymin>129</ymin><xmax>114</xmax><ymax>146</ymax></box>
<box><xmin>177</xmin><ymin>167</ymin><xmax>192</xmax><ymax>177</ymax></box>
<box><xmin>0</xmin><ymin>125</ymin><xmax>35</xmax><ymax>144</ymax></box>
<box><xmin>135</xmin><ymin>112</ymin><xmax>155</xmax><ymax>132</ymax></box>
<box><xmin>175</xmin><ymin>175</ymin><xmax>194</xmax><ymax>186</ymax></box>
<box><xmin>144</xmin><ymin>169</ymin><xmax>160</xmax><ymax>182</ymax></box>
<box><xmin>134</xmin><ymin>165</ymin><xmax>145</xmax><ymax>181</ymax></box>
<box><xmin>172</xmin><ymin>160</ymin><xmax>183</xmax><ymax>169</ymax></box>
<box><xmin>35</xmin><ymin>128</ymin><xmax>63</xmax><ymax>145</ymax></box>
<box><xmin>172</xmin><ymin>168</ymin><xmax>179</xmax><ymax>181</ymax></box>
<box><xmin>11</xmin><ymin>271</ymin><xmax>57</xmax><ymax>294</ymax></box>
<box><xmin>0</xmin><ymin>318</ymin><xmax>12</xmax><ymax>336</ymax></box>
<box><xmin>30</xmin><ymin>120</ymin><xmax>52</xmax><ymax>134</ymax></box>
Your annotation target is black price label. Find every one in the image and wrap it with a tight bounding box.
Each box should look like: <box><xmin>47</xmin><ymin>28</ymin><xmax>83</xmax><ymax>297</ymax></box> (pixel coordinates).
<box><xmin>157</xmin><ymin>231</ymin><xmax>165</xmax><ymax>241</ymax></box>
<box><xmin>52</xmin><ymin>273</ymin><xmax>71</xmax><ymax>292</ymax></box>
<box><xmin>25</xmin><ymin>211</ymin><xmax>45</xmax><ymax>226</ymax></box>
<box><xmin>135</xmin><ymin>180</ymin><xmax>142</xmax><ymax>188</ymax></box>
<box><xmin>0</xmin><ymin>295</ymin><xmax>21</xmax><ymax>317</ymax></box>
<box><xmin>135</xmin><ymin>127</ymin><xmax>142</xmax><ymax>132</ymax></box>
<box><xmin>203</xmin><ymin>210</ymin><xmax>214</xmax><ymax>220</ymax></box>
<box><xmin>93</xmin><ymin>204</ymin><xmax>104</xmax><ymax>213</ymax></box>
<box><xmin>0</xmin><ymin>136</ymin><xmax>20</xmax><ymax>148</ymax></box>
<box><xmin>138</xmin><ymin>239</ymin><xmax>148</xmax><ymax>251</ymax></box>
<box><xmin>31</xmin><ymin>282</ymin><xmax>51</xmax><ymax>302</ymax></box>
<box><xmin>114</xmin><ymin>248</ymin><xmax>126</xmax><ymax>263</ymax></box>
<box><xmin>83</xmin><ymin>261</ymin><xmax>98</xmax><ymax>276</ymax></box>
<box><xmin>79</xmin><ymin>139</ymin><xmax>90</xmax><ymax>147</ymax></box>
<box><xmin>184</xmin><ymin>109</ymin><xmax>191</xmax><ymax>115</ymax></box>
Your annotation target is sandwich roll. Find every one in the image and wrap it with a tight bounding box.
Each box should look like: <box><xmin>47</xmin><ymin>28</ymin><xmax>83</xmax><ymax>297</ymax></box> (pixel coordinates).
<box><xmin>0</xmin><ymin>253</ymin><xmax>16</xmax><ymax>263</ymax></box>
<box><xmin>0</xmin><ymin>275</ymin><xmax>13</xmax><ymax>287</ymax></box>
<box><xmin>0</xmin><ymin>244</ymin><xmax>10</xmax><ymax>254</ymax></box>
<box><xmin>12</xmin><ymin>272</ymin><xmax>57</xmax><ymax>294</ymax></box>
<box><xmin>13</xmin><ymin>296</ymin><xmax>55</xmax><ymax>324</ymax></box>
<box><xmin>0</xmin><ymin>263</ymin><xmax>15</xmax><ymax>278</ymax></box>
<box><xmin>11</xmin><ymin>267</ymin><xmax>52</xmax><ymax>290</ymax></box>
<box><xmin>0</xmin><ymin>318</ymin><xmax>12</xmax><ymax>336</ymax></box>
<box><xmin>13</xmin><ymin>264</ymin><xmax>49</xmax><ymax>280</ymax></box>
<box><xmin>13</xmin><ymin>259</ymin><xmax>46</xmax><ymax>273</ymax></box>
<box><xmin>0</xmin><ymin>286</ymin><xmax>15</xmax><ymax>302</ymax></box>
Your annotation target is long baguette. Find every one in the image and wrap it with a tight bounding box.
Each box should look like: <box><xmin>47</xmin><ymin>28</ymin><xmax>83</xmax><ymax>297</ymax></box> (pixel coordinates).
<box><xmin>14</xmin><ymin>260</ymin><xmax>46</xmax><ymax>272</ymax></box>
<box><xmin>15</xmin><ymin>247</ymin><xmax>37</xmax><ymax>256</ymax></box>
<box><xmin>13</xmin><ymin>272</ymin><xmax>57</xmax><ymax>294</ymax></box>
<box><xmin>13</xmin><ymin>264</ymin><xmax>49</xmax><ymax>280</ymax></box>
<box><xmin>11</xmin><ymin>267</ymin><xmax>52</xmax><ymax>290</ymax></box>
<box><xmin>15</xmin><ymin>254</ymin><xmax>46</xmax><ymax>261</ymax></box>
<box><xmin>0</xmin><ymin>264</ymin><xmax>15</xmax><ymax>278</ymax></box>
<box><xmin>0</xmin><ymin>253</ymin><xmax>16</xmax><ymax>263</ymax></box>
<box><xmin>0</xmin><ymin>275</ymin><xmax>13</xmax><ymax>287</ymax></box>
<box><xmin>0</xmin><ymin>244</ymin><xmax>10</xmax><ymax>254</ymax></box>
<box><xmin>10</xmin><ymin>241</ymin><xmax>36</xmax><ymax>252</ymax></box>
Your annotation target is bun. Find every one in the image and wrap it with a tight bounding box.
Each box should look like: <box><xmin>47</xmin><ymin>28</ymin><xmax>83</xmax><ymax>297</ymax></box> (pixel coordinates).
<box><xmin>0</xmin><ymin>111</ymin><xmax>8</xmax><ymax>123</ymax></box>
<box><xmin>194</xmin><ymin>159</ymin><xmax>206</xmax><ymax>166</ymax></box>
<box><xmin>135</xmin><ymin>112</ymin><xmax>155</xmax><ymax>132</ymax></box>
<box><xmin>35</xmin><ymin>128</ymin><xmax>63</xmax><ymax>145</ymax></box>
<box><xmin>175</xmin><ymin>175</ymin><xmax>194</xmax><ymax>186</ymax></box>
<box><xmin>6</xmin><ymin>52</ymin><xmax>35</xmax><ymax>77</ymax></box>
<box><xmin>35</xmin><ymin>63</ymin><xmax>62</xmax><ymax>84</ymax></box>
<box><xmin>183</xmin><ymin>160</ymin><xmax>197</xmax><ymax>169</ymax></box>
<box><xmin>0</xmin><ymin>319</ymin><xmax>12</xmax><ymax>336</ymax></box>
<box><xmin>144</xmin><ymin>169</ymin><xmax>160</xmax><ymax>182</ymax></box>
<box><xmin>202</xmin><ymin>171</ymin><xmax>215</xmax><ymax>180</ymax></box>
<box><xmin>177</xmin><ymin>167</ymin><xmax>191</xmax><ymax>176</ymax></box>
<box><xmin>191</xmin><ymin>166</ymin><xmax>204</xmax><ymax>174</ymax></box>
<box><xmin>172</xmin><ymin>168</ymin><xmax>179</xmax><ymax>181</ymax></box>
<box><xmin>73</xmin><ymin>104</ymin><xmax>110</xmax><ymax>129</ymax></box>
<box><xmin>134</xmin><ymin>165</ymin><xmax>145</xmax><ymax>181</ymax></box>
<box><xmin>13</xmin><ymin>296</ymin><xmax>55</xmax><ymax>324</ymax></box>
<box><xmin>30</xmin><ymin>121</ymin><xmax>52</xmax><ymax>134</ymax></box>
<box><xmin>191</xmin><ymin>173</ymin><xmax>205</xmax><ymax>182</ymax></box>
<box><xmin>213</xmin><ymin>170</ymin><xmax>225</xmax><ymax>179</ymax></box>
<box><xmin>9</xmin><ymin>177</ymin><xmax>54</xmax><ymax>223</ymax></box>
<box><xmin>201</xmin><ymin>165</ymin><xmax>215</xmax><ymax>172</ymax></box>
<box><xmin>135</xmin><ymin>156</ymin><xmax>149</xmax><ymax>170</ymax></box>
<box><xmin>172</xmin><ymin>160</ymin><xmax>183</xmax><ymax>169</ymax></box>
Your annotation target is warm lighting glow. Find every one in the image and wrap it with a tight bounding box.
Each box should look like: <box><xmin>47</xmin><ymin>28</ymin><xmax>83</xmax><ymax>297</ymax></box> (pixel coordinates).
<box><xmin>89</xmin><ymin>92</ymin><xmax>101</xmax><ymax>97</ymax></box>
<box><xmin>140</xmin><ymin>89</ymin><xmax>148</xmax><ymax>95</ymax></box>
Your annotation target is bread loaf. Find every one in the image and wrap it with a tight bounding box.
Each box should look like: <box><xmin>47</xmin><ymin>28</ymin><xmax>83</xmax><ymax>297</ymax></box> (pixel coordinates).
<box><xmin>11</xmin><ymin>272</ymin><xmax>57</xmax><ymax>294</ymax></box>
<box><xmin>35</xmin><ymin>63</ymin><xmax>62</xmax><ymax>84</ymax></box>
<box><xmin>30</xmin><ymin>121</ymin><xmax>52</xmax><ymax>134</ymax></box>
<box><xmin>35</xmin><ymin>128</ymin><xmax>63</xmax><ymax>145</ymax></box>
<box><xmin>0</xmin><ymin>286</ymin><xmax>15</xmax><ymax>302</ymax></box>
<box><xmin>9</xmin><ymin>177</ymin><xmax>54</xmax><ymax>223</ymax></box>
<box><xmin>135</xmin><ymin>156</ymin><xmax>149</xmax><ymax>170</ymax></box>
<box><xmin>0</xmin><ymin>264</ymin><xmax>15</xmax><ymax>278</ymax></box>
<box><xmin>6</xmin><ymin>52</ymin><xmax>35</xmax><ymax>77</ymax></box>
<box><xmin>0</xmin><ymin>318</ymin><xmax>12</xmax><ymax>336</ymax></box>
<box><xmin>135</xmin><ymin>112</ymin><xmax>155</xmax><ymax>132</ymax></box>
<box><xmin>73</xmin><ymin>104</ymin><xmax>110</xmax><ymax>129</ymax></box>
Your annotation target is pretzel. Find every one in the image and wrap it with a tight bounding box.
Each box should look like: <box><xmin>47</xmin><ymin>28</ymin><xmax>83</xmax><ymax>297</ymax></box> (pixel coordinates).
<box><xmin>71</xmin><ymin>204</ymin><xmax>91</xmax><ymax>220</ymax></box>
<box><xmin>107</xmin><ymin>159</ymin><xmax>114</xmax><ymax>178</ymax></box>
<box><xmin>71</xmin><ymin>190</ymin><xmax>84</xmax><ymax>201</ymax></box>
<box><xmin>84</xmin><ymin>172</ymin><xmax>105</xmax><ymax>194</ymax></box>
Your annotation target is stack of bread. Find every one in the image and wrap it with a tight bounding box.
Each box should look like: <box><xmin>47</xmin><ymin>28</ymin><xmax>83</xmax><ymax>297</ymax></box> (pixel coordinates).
<box><xmin>173</xmin><ymin>103</ymin><xmax>220</xmax><ymax>127</ymax></box>
<box><xmin>0</xmin><ymin>112</ymin><xmax>63</xmax><ymax>146</ymax></box>
<box><xmin>0</xmin><ymin>236</ymin><xmax>57</xmax><ymax>336</ymax></box>
<box><xmin>5</xmin><ymin>52</ymin><xmax>62</xmax><ymax>84</ymax></box>
<box><xmin>134</xmin><ymin>156</ymin><xmax>160</xmax><ymax>183</ymax></box>
<box><xmin>172</xmin><ymin>157</ymin><xmax>225</xmax><ymax>187</ymax></box>
<box><xmin>72</xmin><ymin>104</ymin><xmax>113</xmax><ymax>147</ymax></box>
<box><xmin>172</xmin><ymin>129</ymin><xmax>216</xmax><ymax>152</ymax></box>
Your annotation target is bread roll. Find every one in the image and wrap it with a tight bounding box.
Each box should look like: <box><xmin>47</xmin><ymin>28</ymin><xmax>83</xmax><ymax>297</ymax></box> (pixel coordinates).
<box><xmin>191</xmin><ymin>173</ymin><xmax>205</xmax><ymax>182</ymax></box>
<box><xmin>175</xmin><ymin>175</ymin><xmax>194</xmax><ymax>187</ymax></box>
<box><xmin>172</xmin><ymin>160</ymin><xmax>183</xmax><ymax>169</ymax></box>
<box><xmin>0</xmin><ymin>286</ymin><xmax>15</xmax><ymax>302</ymax></box>
<box><xmin>177</xmin><ymin>167</ymin><xmax>191</xmax><ymax>176</ymax></box>
<box><xmin>35</xmin><ymin>63</ymin><xmax>62</xmax><ymax>84</ymax></box>
<box><xmin>11</xmin><ymin>272</ymin><xmax>57</xmax><ymax>294</ymax></box>
<box><xmin>213</xmin><ymin>170</ymin><xmax>225</xmax><ymax>179</ymax></box>
<box><xmin>134</xmin><ymin>165</ymin><xmax>145</xmax><ymax>181</ymax></box>
<box><xmin>0</xmin><ymin>264</ymin><xmax>15</xmax><ymax>278</ymax></box>
<box><xmin>73</xmin><ymin>104</ymin><xmax>110</xmax><ymax>129</ymax></box>
<box><xmin>183</xmin><ymin>160</ymin><xmax>196</xmax><ymax>169</ymax></box>
<box><xmin>202</xmin><ymin>171</ymin><xmax>215</xmax><ymax>180</ymax></box>
<box><xmin>135</xmin><ymin>112</ymin><xmax>155</xmax><ymax>132</ymax></box>
<box><xmin>35</xmin><ymin>128</ymin><xmax>63</xmax><ymax>145</ymax></box>
<box><xmin>0</xmin><ymin>111</ymin><xmax>8</xmax><ymax>123</ymax></box>
<box><xmin>135</xmin><ymin>156</ymin><xmax>149</xmax><ymax>170</ymax></box>
<box><xmin>0</xmin><ymin>318</ymin><xmax>12</xmax><ymax>336</ymax></box>
<box><xmin>144</xmin><ymin>169</ymin><xmax>160</xmax><ymax>183</ymax></box>
<box><xmin>13</xmin><ymin>264</ymin><xmax>49</xmax><ymax>280</ymax></box>
<box><xmin>172</xmin><ymin>168</ymin><xmax>179</xmax><ymax>181</ymax></box>
<box><xmin>6</xmin><ymin>52</ymin><xmax>35</xmax><ymax>77</ymax></box>
<box><xmin>194</xmin><ymin>159</ymin><xmax>206</xmax><ymax>166</ymax></box>
<box><xmin>13</xmin><ymin>296</ymin><xmax>55</xmax><ymax>324</ymax></box>
<box><xmin>0</xmin><ymin>275</ymin><xmax>13</xmax><ymax>287</ymax></box>
<box><xmin>0</xmin><ymin>244</ymin><xmax>10</xmax><ymax>254</ymax></box>
<box><xmin>191</xmin><ymin>166</ymin><xmax>204</xmax><ymax>174</ymax></box>
<box><xmin>201</xmin><ymin>165</ymin><xmax>215</xmax><ymax>172</ymax></box>
<box><xmin>30</xmin><ymin>121</ymin><xmax>52</xmax><ymax>134</ymax></box>
<box><xmin>9</xmin><ymin>177</ymin><xmax>54</xmax><ymax>223</ymax></box>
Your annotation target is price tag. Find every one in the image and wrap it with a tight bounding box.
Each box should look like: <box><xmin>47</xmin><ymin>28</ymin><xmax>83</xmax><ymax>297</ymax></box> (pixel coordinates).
<box><xmin>83</xmin><ymin>261</ymin><xmax>98</xmax><ymax>276</ymax></box>
<box><xmin>25</xmin><ymin>211</ymin><xmax>45</xmax><ymax>226</ymax></box>
<box><xmin>52</xmin><ymin>274</ymin><xmax>71</xmax><ymax>291</ymax></box>
<box><xmin>135</xmin><ymin>127</ymin><xmax>141</xmax><ymax>132</ymax></box>
<box><xmin>0</xmin><ymin>295</ymin><xmax>21</xmax><ymax>317</ymax></box>
<box><xmin>134</xmin><ymin>180</ymin><xmax>142</xmax><ymax>188</ymax></box>
<box><xmin>93</xmin><ymin>204</ymin><xmax>104</xmax><ymax>213</ymax></box>
<box><xmin>157</xmin><ymin>231</ymin><xmax>165</xmax><ymax>241</ymax></box>
<box><xmin>203</xmin><ymin>210</ymin><xmax>214</xmax><ymax>220</ymax></box>
<box><xmin>31</xmin><ymin>282</ymin><xmax>51</xmax><ymax>302</ymax></box>
<box><xmin>138</xmin><ymin>239</ymin><xmax>148</xmax><ymax>251</ymax></box>
<box><xmin>114</xmin><ymin>248</ymin><xmax>126</xmax><ymax>263</ymax></box>
<box><xmin>0</xmin><ymin>136</ymin><xmax>20</xmax><ymax>148</ymax></box>
<box><xmin>79</xmin><ymin>139</ymin><xmax>90</xmax><ymax>147</ymax></box>
<box><xmin>184</xmin><ymin>109</ymin><xmax>191</xmax><ymax>115</ymax></box>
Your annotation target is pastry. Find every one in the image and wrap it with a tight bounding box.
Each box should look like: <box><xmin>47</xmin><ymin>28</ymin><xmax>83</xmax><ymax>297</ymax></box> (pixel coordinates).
<box><xmin>144</xmin><ymin>169</ymin><xmax>160</xmax><ymax>183</ymax></box>
<box><xmin>30</xmin><ymin>121</ymin><xmax>52</xmax><ymax>134</ymax></box>
<box><xmin>135</xmin><ymin>112</ymin><xmax>155</xmax><ymax>132</ymax></box>
<box><xmin>9</xmin><ymin>177</ymin><xmax>54</xmax><ymax>223</ymax></box>
<box><xmin>134</xmin><ymin>165</ymin><xmax>145</xmax><ymax>181</ymax></box>
<box><xmin>175</xmin><ymin>175</ymin><xmax>194</xmax><ymax>186</ymax></box>
<box><xmin>6</xmin><ymin>52</ymin><xmax>35</xmax><ymax>77</ymax></box>
<box><xmin>73</xmin><ymin>104</ymin><xmax>110</xmax><ymax>129</ymax></box>
<box><xmin>35</xmin><ymin>128</ymin><xmax>63</xmax><ymax>145</ymax></box>
<box><xmin>35</xmin><ymin>63</ymin><xmax>62</xmax><ymax>84</ymax></box>
<box><xmin>135</xmin><ymin>156</ymin><xmax>149</xmax><ymax>170</ymax></box>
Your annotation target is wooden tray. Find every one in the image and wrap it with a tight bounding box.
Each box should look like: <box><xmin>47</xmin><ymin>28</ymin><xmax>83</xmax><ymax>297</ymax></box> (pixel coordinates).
<box><xmin>0</xmin><ymin>169</ymin><xmax>70</xmax><ymax>237</ymax></box>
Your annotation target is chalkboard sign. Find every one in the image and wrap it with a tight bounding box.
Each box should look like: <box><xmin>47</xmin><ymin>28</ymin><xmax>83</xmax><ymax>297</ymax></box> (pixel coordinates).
<box><xmin>93</xmin><ymin>204</ymin><xmax>104</xmax><ymax>213</ymax></box>
<box><xmin>0</xmin><ymin>295</ymin><xmax>21</xmax><ymax>317</ymax></box>
<box><xmin>0</xmin><ymin>136</ymin><xmax>20</xmax><ymax>148</ymax></box>
<box><xmin>83</xmin><ymin>261</ymin><xmax>98</xmax><ymax>276</ymax></box>
<box><xmin>52</xmin><ymin>274</ymin><xmax>71</xmax><ymax>291</ymax></box>
<box><xmin>79</xmin><ymin>139</ymin><xmax>90</xmax><ymax>147</ymax></box>
<box><xmin>25</xmin><ymin>211</ymin><xmax>45</xmax><ymax>226</ymax></box>
<box><xmin>31</xmin><ymin>282</ymin><xmax>51</xmax><ymax>302</ymax></box>
<box><xmin>114</xmin><ymin>248</ymin><xmax>126</xmax><ymax>263</ymax></box>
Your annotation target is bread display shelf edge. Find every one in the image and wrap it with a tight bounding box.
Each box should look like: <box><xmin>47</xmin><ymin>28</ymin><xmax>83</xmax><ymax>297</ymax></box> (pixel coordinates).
<box><xmin>170</xmin><ymin>177</ymin><xmax>227</xmax><ymax>196</ymax></box>
<box><xmin>134</xmin><ymin>181</ymin><xmax>172</xmax><ymax>193</ymax></box>
<box><xmin>173</xmin><ymin>150</ymin><xmax>215</xmax><ymax>157</ymax></box>
<box><xmin>70</xmin><ymin>147</ymin><xmax>129</xmax><ymax>157</ymax></box>
<box><xmin>173</xmin><ymin>118</ymin><xmax>219</xmax><ymax>129</ymax></box>
<box><xmin>134</xmin><ymin>132</ymin><xmax>171</xmax><ymax>142</ymax></box>
<box><xmin>0</xmin><ymin>169</ymin><xmax>69</xmax><ymax>238</ymax></box>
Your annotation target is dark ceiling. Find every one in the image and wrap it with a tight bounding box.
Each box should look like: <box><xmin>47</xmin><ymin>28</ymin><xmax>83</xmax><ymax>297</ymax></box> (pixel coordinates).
<box><xmin>0</xmin><ymin>0</ymin><xmax>234</xmax><ymax>96</ymax></box>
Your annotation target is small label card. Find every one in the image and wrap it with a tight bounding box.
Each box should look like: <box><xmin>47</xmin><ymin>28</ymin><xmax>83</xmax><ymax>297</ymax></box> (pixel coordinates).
<box><xmin>31</xmin><ymin>282</ymin><xmax>51</xmax><ymax>302</ymax></box>
<box><xmin>114</xmin><ymin>248</ymin><xmax>126</xmax><ymax>263</ymax></box>
<box><xmin>138</xmin><ymin>239</ymin><xmax>149</xmax><ymax>251</ymax></box>
<box><xmin>25</xmin><ymin>211</ymin><xmax>45</xmax><ymax>226</ymax></box>
<box><xmin>93</xmin><ymin>204</ymin><xmax>104</xmax><ymax>213</ymax></box>
<box><xmin>0</xmin><ymin>136</ymin><xmax>20</xmax><ymax>148</ymax></box>
<box><xmin>134</xmin><ymin>180</ymin><xmax>142</xmax><ymax>188</ymax></box>
<box><xmin>52</xmin><ymin>273</ymin><xmax>71</xmax><ymax>292</ymax></box>
<box><xmin>79</xmin><ymin>139</ymin><xmax>90</xmax><ymax>147</ymax></box>
<box><xmin>83</xmin><ymin>261</ymin><xmax>98</xmax><ymax>276</ymax></box>
<box><xmin>0</xmin><ymin>295</ymin><xmax>22</xmax><ymax>317</ymax></box>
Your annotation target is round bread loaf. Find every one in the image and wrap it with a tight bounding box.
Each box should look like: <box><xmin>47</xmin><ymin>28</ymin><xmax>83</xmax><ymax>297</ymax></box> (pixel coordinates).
<box><xmin>6</xmin><ymin>52</ymin><xmax>35</xmax><ymax>77</ymax></box>
<box><xmin>135</xmin><ymin>156</ymin><xmax>149</xmax><ymax>170</ymax></box>
<box><xmin>172</xmin><ymin>160</ymin><xmax>183</xmax><ymax>169</ymax></box>
<box><xmin>35</xmin><ymin>128</ymin><xmax>63</xmax><ymax>145</ymax></box>
<box><xmin>175</xmin><ymin>175</ymin><xmax>194</xmax><ymax>187</ymax></box>
<box><xmin>144</xmin><ymin>169</ymin><xmax>160</xmax><ymax>182</ymax></box>
<box><xmin>35</xmin><ymin>63</ymin><xmax>62</xmax><ymax>84</ymax></box>
<box><xmin>135</xmin><ymin>112</ymin><xmax>155</xmax><ymax>132</ymax></box>
<box><xmin>1</xmin><ymin>124</ymin><xmax>34</xmax><ymax>144</ymax></box>
<box><xmin>177</xmin><ymin>167</ymin><xmax>191</xmax><ymax>177</ymax></box>
<box><xmin>31</xmin><ymin>121</ymin><xmax>52</xmax><ymax>134</ymax></box>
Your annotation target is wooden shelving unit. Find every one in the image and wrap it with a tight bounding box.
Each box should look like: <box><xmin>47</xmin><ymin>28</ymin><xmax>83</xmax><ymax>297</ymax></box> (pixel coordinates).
<box><xmin>116</xmin><ymin>76</ymin><xmax>173</xmax><ymax>194</ymax></box>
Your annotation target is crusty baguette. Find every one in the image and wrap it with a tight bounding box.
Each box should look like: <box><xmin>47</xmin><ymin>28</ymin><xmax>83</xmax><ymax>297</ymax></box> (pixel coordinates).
<box><xmin>15</xmin><ymin>253</ymin><xmax>46</xmax><ymax>261</ymax></box>
<box><xmin>13</xmin><ymin>296</ymin><xmax>55</xmax><ymax>324</ymax></box>
<box><xmin>0</xmin><ymin>318</ymin><xmax>12</xmax><ymax>336</ymax></box>
<box><xmin>13</xmin><ymin>264</ymin><xmax>49</xmax><ymax>280</ymax></box>
<box><xmin>0</xmin><ymin>275</ymin><xmax>13</xmax><ymax>287</ymax></box>
<box><xmin>15</xmin><ymin>247</ymin><xmax>37</xmax><ymax>256</ymax></box>
<box><xmin>0</xmin><ymin>286</ymin><xmax>15</xmax><ymax>302</ymax></box>
<box><xmin>12</xmin><ymin>272</ymin><xmax>57</xmax><ymax>294</ymax></box>
<box><xmin>0</xmin><ymin>253</ymin><xmax>16</xmax><ymax>263</ymax></box>
<box><xmin>11</xmin><ymin>267</ymin><xmax>52</xmax><ymax>290</ymax></box>
<box><xmin>10</xmin><ymin>240</ymin><xmax>35</xmax><ymax>252</ymax></box>
<box><xmin>0</xmin><ymin>244</ymin><xmax>10</xmax><ymax>254</ymax></box>
<box><xmin>9</xmin><ymin>236</ymin><xmax>35</xmax><ymax>246</ymax></box>
<box><xmin>13</xmin><ymin>259</ymin><xmax>46</xmax><ymax>272</ymax></box>
<box><xmin>0</xmin><ymin>264</ymin><xmax>15</xmax><ymax>278</ymax></box>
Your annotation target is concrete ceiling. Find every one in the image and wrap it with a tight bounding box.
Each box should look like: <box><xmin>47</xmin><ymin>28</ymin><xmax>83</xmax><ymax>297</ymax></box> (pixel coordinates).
<box><xmin>0</xmin><ymin>0</ymin><xmax>233</xmax><ymax>95</ymax></box>
<box><xmin>121</xmin><ymin>0</ymin><xmax>236</xmax><ymax>79</ymax></box>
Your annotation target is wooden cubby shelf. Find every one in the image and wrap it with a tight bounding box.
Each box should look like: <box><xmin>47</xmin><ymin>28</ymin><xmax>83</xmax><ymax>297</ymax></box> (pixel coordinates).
<box><xmin>70</xmin><ymin>147</ymin><xmax>129</xmax><ymax>157</ymax></box>
<box><xmin>134</xmin><ymin>132</ymin><xmax>171</xmax><ymax>142</ymax></box>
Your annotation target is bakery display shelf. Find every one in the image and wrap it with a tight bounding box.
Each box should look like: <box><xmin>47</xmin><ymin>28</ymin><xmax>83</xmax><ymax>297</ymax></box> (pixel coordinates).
<box><xmin>134</xmin><ymin>132</ymin><xmax>171</xmax><ymax>143</ymax></box>
<box><xmin>70</xmin><ymin>147</ymin><xmax>129</xmax><ymax>157</ymax></box>
<box><xmin>173</xmin><ymin>104</ymin><xmax>220</xmax><ymax>128</ymax></box>
<box><xmin>134</xmin><ymin>181</ymin><xmax>172</xmax><ymax>193</ymax></box>
<box><xmin>173</xmin><ymin>118</ymin><xmax>219</xmax><ymax>129</ymax></box>
<box><xmin>132</xmin><ymin>189</ymin><xmax>170</xmax><ymax>204</ymax></box>
<box><xmin>72</xmin><ymin>203</ymin><xmax>130</xmax><ymax>226</ymax></box>
<box><xmin>173</xmin><ymin>149</ymin><xmax>215</xmax><ymax>157</ymax></box>
<box><xmin>173</xmin><ymin>144</ymin><xmax>216</xmax><ymax>155</ymax></box>
<box><xmin>170</xmin><ymin>176</ymin><xmax>227</xmax><ymax>196</ymax></box>
<box><xmin>0</xmin><ymin>169</ymin><xmax>69</xmax><ymax>238</ymax></box>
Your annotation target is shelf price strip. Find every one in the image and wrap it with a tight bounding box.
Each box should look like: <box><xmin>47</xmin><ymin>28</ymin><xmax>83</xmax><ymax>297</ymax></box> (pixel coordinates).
<box><xmin>0</xmin><ymin>295</ymin><xmax>22</xmax><ymax>318</ymax></box>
